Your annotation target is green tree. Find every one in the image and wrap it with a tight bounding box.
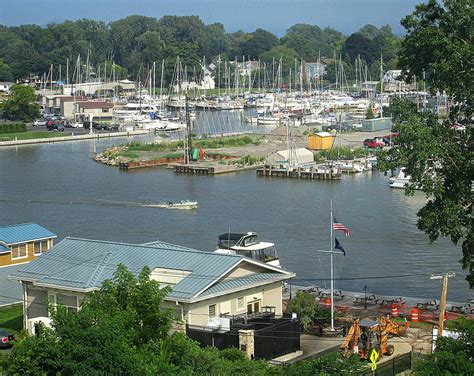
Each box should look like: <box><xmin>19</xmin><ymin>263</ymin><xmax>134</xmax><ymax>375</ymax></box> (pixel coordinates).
<box><xmin>1</xmin><ymin>265</ymin><xmax>174</xmax><ymax>374</ymax></box>
<box><xmin>377</xmin><ymin>99</ymin><xmax>473</xmax><ymax>287</ymax></box>
<box><xmin>286</xmin><ymin>291</ymin><xmax>329</xmax><ymax>329</ymax></box>
<box><xmin>241</xmin><ymin>28</ymin><xmax>279</xmax><ymax>60</ymax></box>
<box><xmin>378</xmin><ymin>0</ymin><xmax>474</xmax><ymax>287</ymax></box>
<box><xmin>365</xmin><ymin>106</ymin><xmax>375</xmax><ymax>119</ymax></box>
<box><xmin>259</xmin><ymin>45</ymin><xmax>299</xmax><ymax>82</ymax></box>
<box><xmin>414</xmin><ymin>317</ymin><xmax>474</xmax><ymax>375</ymax></box>
<box><xmin>0</xmin><ymin>58</ymin><xmax>13</xmax><ymax>81</ymax></box>
<box><xmin>399</xmin><ymin>0</ymin><xmax>473</xmax><ymax>118</ymax></box>
<box><xmin>1</xmin><ymin>84</ymin><xmax>39</xmax><ymax>121</ymax></box>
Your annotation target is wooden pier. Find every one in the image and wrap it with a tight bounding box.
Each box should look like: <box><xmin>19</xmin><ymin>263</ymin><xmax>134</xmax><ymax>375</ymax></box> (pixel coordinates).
<box><xmin>174</xmin><ymin>163</ymin><xmax>259</xmax><ymax>175</ymax></box>
<box><xmin>256</xmin><ymin>164</ymin><xmax>342</xmax><ymax>180</ymax></box>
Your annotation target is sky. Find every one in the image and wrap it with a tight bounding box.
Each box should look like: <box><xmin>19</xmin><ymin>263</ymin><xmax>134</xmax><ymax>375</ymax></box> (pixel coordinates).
<box><xmin>0</xmin><ymin>0</ymin><xmax>421</xmax><ymax>36</ymax></box>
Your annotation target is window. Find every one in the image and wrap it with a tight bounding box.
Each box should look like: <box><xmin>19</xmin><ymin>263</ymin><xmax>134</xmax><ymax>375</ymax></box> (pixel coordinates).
<box><xmin>237</xmin><ymin>297</ymin><xmax>244</xmax><ymax>310</ymax></box>
<box><xmin>11</xmin><ymin>244</ymin><xmax>28</xmax><ymax>260</ymax></box>
<box><xmin>247</xmin><ymin>300</ymin><xmax>261</xmax><ymax>314</ymax></box>
<box><xmin>41</xmin><ymin>240</ymin><xmax>48</xmax><ymax>251</ymax></box>
<box><xmin>34</xmin><ymin>241</ymin><xmax>42</xmax><ymax>255</ymax></box>
<box><xmin>102</xmin><ymin>108</ymin><xmax>109</xmax><ymax>113</ymax></box>
<box><xmin>208</xmin><ymin>304</ymin><xmax>216</xmax><ymax>317</ymax></box>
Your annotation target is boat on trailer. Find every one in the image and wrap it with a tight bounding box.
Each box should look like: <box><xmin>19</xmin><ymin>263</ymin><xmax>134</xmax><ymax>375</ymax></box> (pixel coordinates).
<box><xmin>214</xmin><ymin>232</ymin><xmax>281</xmax><ymax>267</ymax></box>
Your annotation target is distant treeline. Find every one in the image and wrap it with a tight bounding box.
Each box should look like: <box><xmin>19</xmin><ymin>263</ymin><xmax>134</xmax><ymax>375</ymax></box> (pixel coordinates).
<box><xmin>0</xmin><ymin>15</ymin><xmax>401</xmax><ymax>85</ymax></box>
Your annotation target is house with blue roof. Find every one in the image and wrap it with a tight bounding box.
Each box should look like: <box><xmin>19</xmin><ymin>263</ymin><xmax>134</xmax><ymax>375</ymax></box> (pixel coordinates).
<box><xmin>0</xmin><ymin>223</ymin><xmax>57</xmax><ymax>268</ymax></box>
<box><xmin>11</xmin><ymin>237</ymin><xmax>295</xmax><ymax>332</ymax></box>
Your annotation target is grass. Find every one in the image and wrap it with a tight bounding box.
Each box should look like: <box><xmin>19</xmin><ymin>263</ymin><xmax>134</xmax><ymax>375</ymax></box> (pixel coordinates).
<box><xmin>0</xmin><ymin>131</ymin><xmax>69</xmax><ymax>141</ymax></box>
<box><xmin>113</xmin><ymin>136</ymin><xmax>260</xmax><ymax>161</ymax></box>
<box><xmin>0</xmin><ymin>304</ymin><xmax>23</xmax><ymax>333</ymax></box>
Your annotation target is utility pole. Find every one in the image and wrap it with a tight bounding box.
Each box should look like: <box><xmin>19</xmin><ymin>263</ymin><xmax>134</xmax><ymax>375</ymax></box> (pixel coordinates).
<box><xmin>430</xmin><ymin>272</ymin><xmax>455</xmax><ymax>337</ymax></box>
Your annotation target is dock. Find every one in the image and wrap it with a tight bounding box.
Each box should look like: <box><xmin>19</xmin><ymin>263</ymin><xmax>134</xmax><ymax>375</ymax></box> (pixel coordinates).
<box><xmin>173</xmin><ymin>163</ymin><xmax>259</xmax><ymax>175</ymax></box>
<box><xmin>256</xmin><ymin>164</ymin><xmax>342</xmax><ymax>180</ymax></box>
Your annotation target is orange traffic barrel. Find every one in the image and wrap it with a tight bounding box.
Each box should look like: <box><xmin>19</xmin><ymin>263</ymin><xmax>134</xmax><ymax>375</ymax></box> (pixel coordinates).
<box><xmin>324</xmin><ymin>297</ymin><xmax>331</xmax><ymax>309</ymax></box>
<box><xmin>411</xmin><ymin>307</ymin><xmax>419</xmax><ymax>322</ymax></box>
<box><xmin>391</xmin><ymin>303</ymin><xmax>399</xmax><ymax>317</ymax></box>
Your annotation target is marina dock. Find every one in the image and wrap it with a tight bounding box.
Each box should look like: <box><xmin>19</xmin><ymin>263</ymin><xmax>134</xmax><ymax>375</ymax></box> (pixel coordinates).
<box><xmin>256</xmin><ymin>164</ymin><xmax>342</xmax><ymax>180</ymax></box>
<box><xmin>173</xmin><ymin>163</ymin><xmax>259</xmax><ymax>175</ymax></box>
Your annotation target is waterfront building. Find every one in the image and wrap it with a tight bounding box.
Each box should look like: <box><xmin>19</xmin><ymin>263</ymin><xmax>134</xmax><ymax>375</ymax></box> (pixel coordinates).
<box><xmin>11</xmin><ymin>237</ymin><xmax>294</xmax><ymax>329</ymax></box>
<box><xmin>0</xmin><ymin>223</ymin><xmax>56</xmax><ymax>268</ymax></box>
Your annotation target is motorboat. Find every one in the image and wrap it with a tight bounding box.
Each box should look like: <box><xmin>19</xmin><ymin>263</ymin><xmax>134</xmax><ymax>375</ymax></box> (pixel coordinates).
<box><xmin>142</xmin><ymin>200</ymin><xmax>198</xmax><ymax>210</ymax></box>
<box><xmin>389</xmin><ymin>168</ymin><xmax>411</xmax><ymax>189</ymax></box>
<box><xmin>214</xmin><ymin>232</ymin><xmax>281</xmax><ymax>267</ymax></box>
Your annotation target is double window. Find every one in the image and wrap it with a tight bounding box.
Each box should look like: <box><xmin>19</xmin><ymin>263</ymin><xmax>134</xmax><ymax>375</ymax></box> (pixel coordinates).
<box><xmin>11</xmin><ymin>244</ymin><xmax>27</xmax><ymax>260</ymax></box>
<box><xmin>33</xmin><ymin>240</ymin><xmax>49</xmax><ymax>256</ymax></box>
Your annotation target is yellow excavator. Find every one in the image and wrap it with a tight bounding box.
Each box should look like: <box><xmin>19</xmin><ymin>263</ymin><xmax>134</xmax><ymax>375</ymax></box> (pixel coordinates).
<box><xmin>340</xmin><ymin>317</ymin><xmax>407</xmax><ymax>361</ymax></box>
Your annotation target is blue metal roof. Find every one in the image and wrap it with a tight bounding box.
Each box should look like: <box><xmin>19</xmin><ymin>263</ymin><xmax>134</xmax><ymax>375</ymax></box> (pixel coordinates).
<box><xmin>0</xmin><ymin>223</ymin><xmax>56</xmax><ymax>244</ymax></box>
<box><xmin>11</xmin><ymin>238</ymin><xmax>291</xmax><ymax>301</ymax></box>
<box><xmin>0</xmin><ymin>244</ymin><xmax>10</xmax><ymax>254</ymax></box>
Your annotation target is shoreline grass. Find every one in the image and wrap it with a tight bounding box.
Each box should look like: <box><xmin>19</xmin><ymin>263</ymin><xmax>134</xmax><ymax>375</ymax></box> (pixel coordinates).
<box><xmin>0</xmin><ymin>131</ymin><xmax>70</xmax><ymax>141</ymax></box>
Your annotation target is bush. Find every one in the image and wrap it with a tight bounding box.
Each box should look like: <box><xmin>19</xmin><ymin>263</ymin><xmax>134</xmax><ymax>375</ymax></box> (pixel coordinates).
<box><xmin>0</xmin><ymin>123</ymin><xmax>26</xmax><ymax>134</ymax></box>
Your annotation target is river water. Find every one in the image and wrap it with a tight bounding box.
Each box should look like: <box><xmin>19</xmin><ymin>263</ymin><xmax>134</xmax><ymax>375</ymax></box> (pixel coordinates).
<box><xmin>0</xmin><ymin>135</ymin><xmax>469</xmax><ymax>302</ymax></box>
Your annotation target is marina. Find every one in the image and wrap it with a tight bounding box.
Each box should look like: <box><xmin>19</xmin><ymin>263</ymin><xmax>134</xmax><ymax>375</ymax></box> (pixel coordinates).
<box><xmin>0</xmin><ymin>136</ymin><xmax>468</xmax><ymax>303</ymax></box>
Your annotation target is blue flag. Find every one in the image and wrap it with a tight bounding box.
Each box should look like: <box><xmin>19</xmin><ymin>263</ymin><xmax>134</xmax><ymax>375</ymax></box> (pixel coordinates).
<box><xmin>335</xmin><ymin>237</ymin><xmax>346</xmax><ymax>256</ymax></box>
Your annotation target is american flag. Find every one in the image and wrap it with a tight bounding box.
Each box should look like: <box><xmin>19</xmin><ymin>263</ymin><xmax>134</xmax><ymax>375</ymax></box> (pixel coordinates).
<box><xmin>333</xmin><ymin>216</ymin><xmax>350</xmax><ymax>236</ymax></box>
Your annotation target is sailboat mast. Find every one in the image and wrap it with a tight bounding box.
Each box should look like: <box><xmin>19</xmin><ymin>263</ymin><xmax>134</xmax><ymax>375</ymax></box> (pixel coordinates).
<box><xmin>330</xmin><ymin>199</ymin><xmax>334</xmax><ymax>331</ymax></box>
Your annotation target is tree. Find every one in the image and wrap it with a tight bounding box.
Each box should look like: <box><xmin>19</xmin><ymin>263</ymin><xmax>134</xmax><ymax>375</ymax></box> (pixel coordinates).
<box><xmin>378</xmin><ymin>0</ymin><xmax>473</xmax><ymax>287</ymax></box>
<box><xmin>377</xmin><ymin>99</ymin><xmax>473</xmax><ymax>287</ymax></box>
<box><xmin>413</xmin><ymin>317</ymin><xmax>474</xmax><ymax>375</ymax></box>
<box><xmin>1</xmin><ymin>84</ymin><xmax>39</xmax><ymax>121</ymax></box>
<box><xmin>259</xmin><ymin>45</ymin><xmax>299</xmax><ymax>82</ymax></box>
<box><xmin>240</xmin><ymin>28</ymin><xmax>279</xmax><ymax>60</ymax></box>
<box><xmin>2</xmin><ymin>265</ymin><xmax>174</xmax><ymax>374</ymax></box>
<box><xmin>399</xmin><ymin>0</ymin><xmax>473</xmax><ymax>118</ymax></box>
<box><xmin>286</xmin><ymin>291</ymin><xmax>329</xmax><ymax>329</ymax></box>
<box><xmin>0</xmin><ymin>59</ymin><xmax>13</xmax><ymax>81</ymax></box>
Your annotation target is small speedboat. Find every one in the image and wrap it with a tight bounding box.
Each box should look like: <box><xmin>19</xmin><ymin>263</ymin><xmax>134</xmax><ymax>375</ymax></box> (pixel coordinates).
<box><xmin>142</xmin><ymin>200</ymin><xmax>198</xmax><ymax>210</ymax></box>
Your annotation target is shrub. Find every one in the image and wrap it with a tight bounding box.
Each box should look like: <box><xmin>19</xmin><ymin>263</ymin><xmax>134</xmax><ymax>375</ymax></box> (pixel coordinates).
<box><xmin>0</xmin><ymin>123</ymin><xmax>26</xmax><ymax>134</ymax></box>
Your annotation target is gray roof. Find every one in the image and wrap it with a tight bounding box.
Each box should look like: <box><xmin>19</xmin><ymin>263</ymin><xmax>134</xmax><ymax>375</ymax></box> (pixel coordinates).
<box><xmin>11</xmin><ymin>238</ymin><xmax>292</xmax><ymax>302</ymax></box>
<box><xmin>0</xmin><ymin>223</ymin><xmax>56</xmax><ymax>245</ymax></box>
<box><xmin>201</xmin><ymin>273</ymin><xmax>287</xmax><ymax>297</ymax></box>
<box><xmin>0</xmin><ymin>265</ymin><xmax>23</xmax><ymax>306</ymax></box>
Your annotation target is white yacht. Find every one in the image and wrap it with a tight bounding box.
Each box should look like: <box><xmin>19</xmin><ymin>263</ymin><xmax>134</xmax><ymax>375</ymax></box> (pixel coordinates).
<box><xmin>214</xmin><ymin>232</ymin><xmax>281</xmax><ymax>268</ymax></box>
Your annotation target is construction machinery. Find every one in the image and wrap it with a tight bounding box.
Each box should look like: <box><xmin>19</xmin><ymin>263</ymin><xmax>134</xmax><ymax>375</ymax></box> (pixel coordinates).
<box><xmin>340</xmin><ymin>317</ymin><xmax>407</xmax><ymax>361</ymax></box>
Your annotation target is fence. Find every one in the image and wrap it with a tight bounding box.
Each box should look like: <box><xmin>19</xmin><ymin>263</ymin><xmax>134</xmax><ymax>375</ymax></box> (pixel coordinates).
<box><xmin>253</xmin><ymin>318</ymin><xmax>301</xmax><ymax>360</ymax></box>
<box><xmin>361</xmin><ymin>352</ymin><xmax>412</xmax><ymax>376</ymax></box>
<box><xmin>186</xmin><ymin>325</ymin><xmax>239</xmax><ymax>350</ymax></box>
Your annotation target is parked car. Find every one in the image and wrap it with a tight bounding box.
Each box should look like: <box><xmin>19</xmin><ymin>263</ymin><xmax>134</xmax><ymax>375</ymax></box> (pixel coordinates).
<box><xmin>71</xmin><ymin>122</ymin><xmax>83</xmax><ymax>128</ymax></box>
<box><xmin>363</xmin><ymin>138</ymin><xmax>385</xmax><ymax>149</ymax></box>
<box><xmin>0</xmin><ymin>329</ymin><xmax>14</xmax><ymax>349</ymax></box>
<box><xmin>83</xmin><ymin>121</ymin><xmax>99</xmax><ymax>129</ymax></box>
<box><xmin>382</xmin><ymin>133</ymin><xmax>399</xmax><ymax>145</ymax></box>
<box><xmin>47</xmin><ymin>123</ymin><xmax>65</xmax><ymax>131</ymax></box>
<box><xmin>46</xmin><ymin>119</ymin><xmax>56</xmax><ymax>126</ymax></box>
<box><xmin>33</xmin><ymin>119</ymin><xmax>47</xmax><ymax>126</ymax></box>
<box><xmin>106</xmin><ymin>124</ymin><xmax>119</xmax><ymax>131</ymax></box>
<box><xmin>93</xmin><ymin>123</ymin><xmax>108</xmax><ymax>130</ymax></box>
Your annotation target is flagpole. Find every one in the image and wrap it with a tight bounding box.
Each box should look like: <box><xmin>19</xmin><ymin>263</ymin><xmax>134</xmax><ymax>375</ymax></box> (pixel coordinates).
<box><xmin>330</xmin><ymin>200</ymin><xmax>334</xmax><ymax>331</ymax></box>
